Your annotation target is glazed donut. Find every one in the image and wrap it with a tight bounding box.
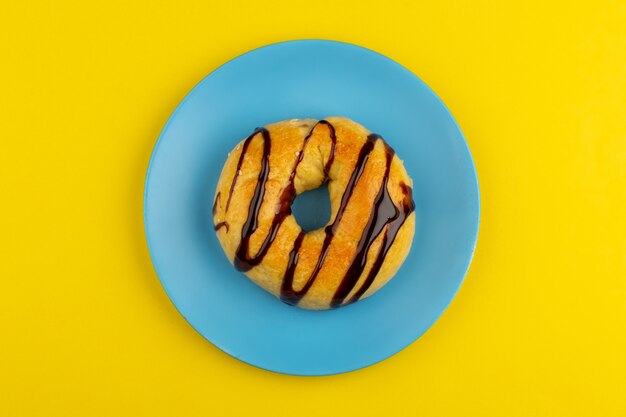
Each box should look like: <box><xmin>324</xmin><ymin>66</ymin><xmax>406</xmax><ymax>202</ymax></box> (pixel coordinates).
<box><xmin>212</xmin><ymin>117</ymin><xmax>415</xmax><ymax>310</ymax></box>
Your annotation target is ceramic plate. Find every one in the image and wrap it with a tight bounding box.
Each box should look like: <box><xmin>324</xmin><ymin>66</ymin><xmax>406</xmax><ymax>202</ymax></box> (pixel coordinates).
<box><xmin>144</xmin><ymin>40</ymin><xmax>479</xmax><ymax>375</ymax></box>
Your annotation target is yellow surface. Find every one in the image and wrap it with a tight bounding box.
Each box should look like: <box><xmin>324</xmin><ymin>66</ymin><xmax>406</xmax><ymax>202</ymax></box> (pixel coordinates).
<box><xmin>1</xmin><ymin>1</ymin><xmax>624</xmax><ymax>415</ymax></box>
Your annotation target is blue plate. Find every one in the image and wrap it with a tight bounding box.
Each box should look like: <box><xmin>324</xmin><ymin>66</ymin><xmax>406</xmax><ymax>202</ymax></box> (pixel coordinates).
<box><xmin>144</xmin><ymin>40</ymin><xmax>479</xmax><ymax>375</ymax></box>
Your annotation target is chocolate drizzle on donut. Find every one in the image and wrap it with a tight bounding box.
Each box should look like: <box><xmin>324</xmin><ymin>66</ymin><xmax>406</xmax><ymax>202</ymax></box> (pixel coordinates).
<box><xmin>330</xmin><ymin>141</ymin><xmax>415</xmax><ymax>307</ymax></box>
<box><xmin>319</xmin><ymin>120</ymin><xmax>336</xmax><ymax>175</ymax></box>
<box><xmin>217</xmin><ymin>121</ymin><xmax>414</xmax><ymax>308</ymax></box>
<box><xmin>232</xmin><ymin>127</ymin><xmax>272</xmax><ymax>271</ymax></box>
<box><xmin>231</xmin><ymin>122</ymin><xmax>336</xmax><ymax>272</ymax></box>
<box><xmin>224</xmin><ymin>128</ymin><xmax>267</xmax><ymax>213</ymax></box>
<box><xmin>214</xmin><ymin>222</ymin><xmax>229</xmax><ymax>232</ymax></box>
<box><xmin>212</xmin><ymin>192</ymin><xmax>229</xmax><ymax>232</ymax></box>
<box><xmin>280</xmin><ymin>132</ymin><xmax>376</xmax><ymax>305</ymax></box>
<box><xmin>344</xmin><ymin>182</ymin><xmax>414</xmax><ymax>305</ymax></box>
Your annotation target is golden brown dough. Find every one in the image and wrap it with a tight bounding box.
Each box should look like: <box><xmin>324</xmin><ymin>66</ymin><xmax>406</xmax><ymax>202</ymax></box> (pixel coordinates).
<box><xmin>212</xmin><ymin>117</ymin><xmax>415</xmax><ymax>310</ymax></box>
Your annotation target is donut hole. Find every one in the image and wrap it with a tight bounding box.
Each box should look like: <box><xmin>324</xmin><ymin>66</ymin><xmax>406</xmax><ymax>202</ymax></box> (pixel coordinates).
<box><xmin>291</xmin><ymin>182</ymin><xmax>331</xmax><ymax>232</ymax></box>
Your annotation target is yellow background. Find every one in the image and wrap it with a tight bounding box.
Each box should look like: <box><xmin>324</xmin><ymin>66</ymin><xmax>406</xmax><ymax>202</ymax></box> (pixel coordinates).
<box><xmin>1</xmin><ymin>1</ymin><xmax>625</xmax><ymax>415</ymax></box>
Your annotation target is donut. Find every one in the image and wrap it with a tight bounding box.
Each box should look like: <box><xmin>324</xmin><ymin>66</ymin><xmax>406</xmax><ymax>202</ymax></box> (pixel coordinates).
<box><xmin>212</xmin><ymin>117</ymin><xmax>415</xmax><ymax>310</ymax></box>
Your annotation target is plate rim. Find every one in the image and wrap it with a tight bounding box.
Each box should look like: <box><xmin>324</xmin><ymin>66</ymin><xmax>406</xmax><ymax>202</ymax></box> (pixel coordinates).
<box><xmin>143</xmin><ymin>38</ymin><xmax>480</xmax><ymax>376</ymax></box>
